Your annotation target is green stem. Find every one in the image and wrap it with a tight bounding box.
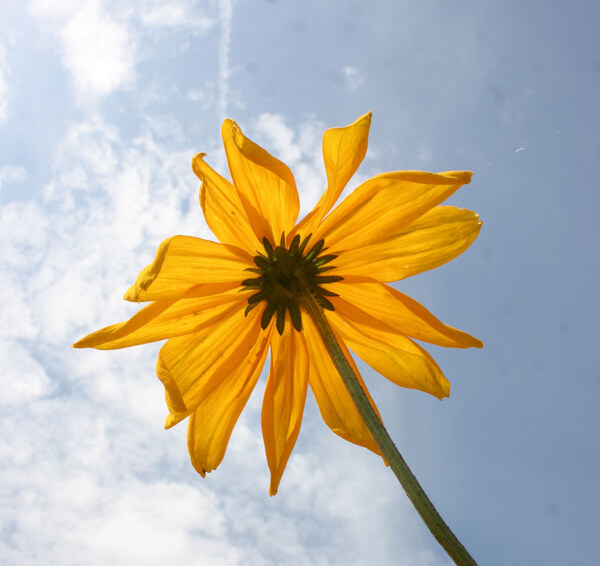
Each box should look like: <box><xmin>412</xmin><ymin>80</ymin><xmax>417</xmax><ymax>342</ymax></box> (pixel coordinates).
<box><xmin>301</xmin><ymin>292</ymin><xmax>477</xmax><ymax>566</ymax></box>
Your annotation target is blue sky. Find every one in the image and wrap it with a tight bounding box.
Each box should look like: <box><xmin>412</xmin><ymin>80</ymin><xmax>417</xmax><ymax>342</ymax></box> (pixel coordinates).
<box><xmin>1</xmin><ymin>1</ymin><xmax>599</xmax><ymax>564</ymax></box>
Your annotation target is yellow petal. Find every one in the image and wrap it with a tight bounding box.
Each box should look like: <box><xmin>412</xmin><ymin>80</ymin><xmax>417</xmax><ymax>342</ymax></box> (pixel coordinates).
<box><xmin>329</xmin><ymin>282</ymin><xmax>483</xmax><ymax>349</ymax></box>
<box><xmin>187</xmin><ymin>324</ymin><xmax>272</xmax><ymax>477</ymax></box>
<box><xmin>315</xmin><ymin>170</ymin><xmax>473</xmax><ymax>251</ymax></box>
<box><xmin>332</xmin><ymin>206</ymin><xmax>482</xmax><ymax>282</ymax></box>
<box><xmin>294</xmin><ymin>112</ymin><xmax>372</xmax><ymax>239</ymax></box>
<box><xmin>222</xmin><ymin>119</ymin><xmax>299</xmax><ymax>244</ymax></box>
<box><xmin>302</xmin><ymin>316</ymin><xmax>382</xmax><ymax>456</ymax></box>
<box><xmin>262</xmin><ymin>324</ymin><xmax>309</xmax><ymax>496</ymax></box>
<box><xmin>156</xmin><ymin>305</ymin><xmax>264</xmax><ymax>425</ymax></box>
<box><xmin>123</xmin><ymin>236</ymin><xmax>252</xmax><ymax>302</ymax></box>
<box><xmin>191</xmin><ymin>153</ymin><xmax>261</xmax><ymax>255</ymax></box>
<box><xmin>73</xmin><ymin>291</ymin><xmax>247</xmax><ymax>350</ymax></box>
<box><xmin>327</xmin><ymin>310</ymin><xmax>450</xmax><ymax>399</ymax></box>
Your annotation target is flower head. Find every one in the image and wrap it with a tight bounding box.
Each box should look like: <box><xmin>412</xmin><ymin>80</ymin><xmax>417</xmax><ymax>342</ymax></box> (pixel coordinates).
<box><xmin>74</xmin><ymin>113</ymin><xmax>482</xmax><ymax>495</ymax></box>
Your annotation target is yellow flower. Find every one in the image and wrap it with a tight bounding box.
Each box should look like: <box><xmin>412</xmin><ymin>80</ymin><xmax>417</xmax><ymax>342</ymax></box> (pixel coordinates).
<box><xmin>74</xmin><ymin>113</ymin><xmax>482</xmax><ymax>495</ymax></box>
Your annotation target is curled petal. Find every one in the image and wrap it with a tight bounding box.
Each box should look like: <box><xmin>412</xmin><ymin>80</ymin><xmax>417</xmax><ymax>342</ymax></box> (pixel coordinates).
<box><xmin>327</xmin><ymin>310</ymin><xmax>450</xmax><ymax>400</ymax></box>
<box><xmin>329</xmin><ymin>282</ymin><xmax>482</xmax><ymax>349</ymax></box>
<box><xmin>192</xmin><ymin>153</ymin><xmax>261</xmax><ymax>255</ymax></box>
<box><xmin>157</xmin><ymin>305</ymin><xmax>264</xmax><ymax>426</ymax></box>
<box><xmin>187</xmin><ymin>323</ymin><xmax>272</xmax><ymax>477</ymax></box>
<box><xmin>262</xmin><ymin>324</ymin><xmax>309</xmax><ymax>495</ymax></box>
<box><xmin>222</xmin><ymin>119</ymin><xmax>299</xmax><ymax>244</ymax></box>
<box><xmin>123</xmin><ymin>236</ymin><xmax>252</xmax><ymax>302</ymax></box>
<box><xmin>331</xmin><ymin>206</ymin><xmax>482</xmax><ymax>282</ymax></box>
<box><xmin>302</xmin><ymin>316</ymin><xmax>382</xmax><ymax>456</ymax></box>
<box><xmin>73</xmin><ymin>291</ymin><xmax>247</xmax><ymax>350</ymax></box>
<box><xmin>315</xmin><ymin>170</ymin><xmax>473</xmax><ymax>251</ymax></box>
<box><xmin>295</xmin><ymin>112</ymin><xmax>372</xmax><ymax>240</ymax></box>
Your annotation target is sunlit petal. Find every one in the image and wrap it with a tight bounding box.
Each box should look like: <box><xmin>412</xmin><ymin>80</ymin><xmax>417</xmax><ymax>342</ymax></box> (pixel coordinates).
<box><xmin>302</xmin><ymin>316</ymin><xmax>382</xmax><ymax>456</ymax></box>
<box><xmin>327</xmin><ymin>310</ymin><xmax>450</xmax><ymax>399</ymax></box>
<box><xmin>192</xmin><ymin>153</ymin><xmax>261</xmax><ymax>255</ymax></box>
<box><xmin>222</xmin><ymin>119</ymin><xmax>299</xmax><ymax>243</ymax></box>
<box><xmin>262</xmin><ymin>324</ymin><xmax>309</xmax><ymax>495</ymax></box>
<box><xmin>315</xmin><ymin>170</ymin><xmax>472</xmax><ymax>251</ymax></box>
<box><xmin>329</xmin><ymin>282</ymin><xmax>483</xmax><ymax>349</ymax></box>
<box><xmin>73</xmin><ymin>291</ymin><xmax>247</xmax><ymax>350</ymax></box>
<box><xmin>294</xmin><ymin>112</ymin><xmax>372</xmax><ymax>240</ymax></box>
<box><xmin>187</xmin><ymin>324</ymin><xmax>272</xmax><ymax>477</ymax></box>
<box><xmin>123</xmin><ymin>236</ymin><xmax>252</xmax><ymax>302</ymax></box>
<box><xmin>157</xmin><ymin>305</ymin><xmax>264</xmax><ymax>425</ymax></box>
<box><xmin>332</xmin><ymin>206</ymin><xmax>482</xmax><ymax>282</ymax></box>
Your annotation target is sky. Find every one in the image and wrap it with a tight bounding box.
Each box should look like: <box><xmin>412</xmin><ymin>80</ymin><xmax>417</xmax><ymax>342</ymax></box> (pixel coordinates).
<box><xmin>1</xmin><ymin>0</ymin><xmax>599</xmax><ymax>564</ymax></box>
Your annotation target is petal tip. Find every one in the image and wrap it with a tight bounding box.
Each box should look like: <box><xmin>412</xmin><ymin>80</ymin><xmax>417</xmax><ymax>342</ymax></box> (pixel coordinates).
<box><xmin>167</xmin><ymin>409</ymin><xmax>188</xmax><ymax>427</ymax></box>
<box><xmin>189</xmin><ymin>456</ymin><xmax>208</xmax><ymax>477</ymax></box>
<box><xmin>123</xmin><ymin>286</ymin><xmax>137</xmax><ymax>302</ymax></box>
<box><xmin>342</xmin><ymin>111</ymin><xmax>372</xmax><ymax>132</ymax></box>
<box><xmin>452</xmin><ymin>170</ymin><xmax>473</xmax><ymax>184</ymax></box>
<box><xmin>220</xmin><ymin>119</ymin><xmax>237</xmax><ymax>143</ymax></box>
<box><xmin>72</xmin><ymin>330</ymin><xmax>103</xmax><ymax>350</ymax></box>
<box><xmin>221</xmin><ymin>118</ymin><xmax>241</xmax><ymax>141</ymax></box>
<box><xmin>442</xmin><ymin>170</ymin><xmax>473</xmax><ymax>185</ymax></box>
<box><xmin>164</xmin><ymin>410</ymin><xmax>178</xmax><ymax>429</ymax></box>
<box><xmin>191</xmin><ymin>152</ymin><xmax>207</xmax><ymax>179</ymax></box>
<box><xmin>72</xmin><ymin>337</ymin><xmax>93</xmax><ymax>349</ymax></box>
<box><xmin>437</xmin><ymin>385</ymin><xmax>451</xmax><ymax>400</ymax></box>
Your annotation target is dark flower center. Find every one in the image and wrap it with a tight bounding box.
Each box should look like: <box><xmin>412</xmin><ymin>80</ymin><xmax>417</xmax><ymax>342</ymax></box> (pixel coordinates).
<box><xmin>241</xmin><ymin>233</ymin><xmax>343</xmax><ymax>335</ymax></box>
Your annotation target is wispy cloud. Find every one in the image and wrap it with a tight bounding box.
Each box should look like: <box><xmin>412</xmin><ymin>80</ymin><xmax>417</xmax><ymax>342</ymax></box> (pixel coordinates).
<box><xmin>217</xmin><ymin>0</ymin><xmax>232</xmax><ymax>120</ymax></box>
<box><xmin>138</xmin><ymin>0</ymin><xmax>213</xmax><ymax>31</ymax></box>
<box><xmin>342</xmin><ymin>65</ymin><xmax>364</xmax><ymax>91</ymax></box>
<box><xmin>0</xmin><ymin>43</ymin><xmax>8</xmax><ymax>123</ymax></box>
<box><xmin>27</xmin><ymin>0</ymin><xmax>214</xmax><ymax>105</ymax></box>
<box><xmin>0</xmin><ymin>166</ymin><xmax>26</xmax><ymax>191</ymax></box>
<box><xmin>28</xmin><ymin>0</ymin><xmax>136</xmax><ymax>101</ymax></box>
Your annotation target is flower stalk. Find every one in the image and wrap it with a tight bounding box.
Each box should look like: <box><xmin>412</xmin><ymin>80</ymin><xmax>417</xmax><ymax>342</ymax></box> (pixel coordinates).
<box><xmin>300</xmin><ymin>290</ymin><xmax>477</xmax><ymax>566</ymax></box>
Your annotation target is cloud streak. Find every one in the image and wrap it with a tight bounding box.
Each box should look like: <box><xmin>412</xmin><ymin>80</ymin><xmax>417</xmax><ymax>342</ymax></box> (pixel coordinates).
<box><xmin>0</xmin><ymin>43</ymin><xmax>8</xmax><ymax>123</ymax></box>
<box><xmin>217</xmin><ymin>0</ymin><xmax>233</xmax><ymax>121</ymax></box>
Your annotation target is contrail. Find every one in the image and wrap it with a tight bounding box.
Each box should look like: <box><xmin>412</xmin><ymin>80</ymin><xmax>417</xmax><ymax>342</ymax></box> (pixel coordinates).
<box><xmin>218</xmin><ymin>0</ymin><xmax>232</xmax><ymax>121</ymax></box>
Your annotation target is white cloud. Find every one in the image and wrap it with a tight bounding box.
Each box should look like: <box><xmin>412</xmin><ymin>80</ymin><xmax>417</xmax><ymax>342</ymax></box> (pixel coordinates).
<box><xmin>342</xmin><ymin>65</ymin><xmax>364</xmax><ymax>92</ymax></box>
<box><xmin>29</xmin><ymin>0</ymin><xmax>136</xmax><ymax>100</ymax></box>
<box><xmin>138</xmin><ymin>0</ymin><xmax>213</xmax><ymax>32</ymax></box>
<box><xmin>62</xmin><ymin>482</ymin><xmax>238</xmax><ymax>566</ymax></box>
<box><xmin>0</xmin><ymin>341</ymin><xmax>53</xmax><ymax>405</ymax></box>
<box><xmin>27</xmin><ymin>0</ymin><xmax>214</xmax><ymax>104</ymax></box>
<box><xmin>186</xmin><ymin>84</ymin><xmax>217</xmax><ymax>109</ymax></box>
<box><xmin>0</xmin><ymin>166</ymin><xmax>26</xmax><ymax>190</ymax></box>
<box><xmin>0</xmin><ymin>43</ymin><xmax>8</xmax><ymax>123</ymax></box>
